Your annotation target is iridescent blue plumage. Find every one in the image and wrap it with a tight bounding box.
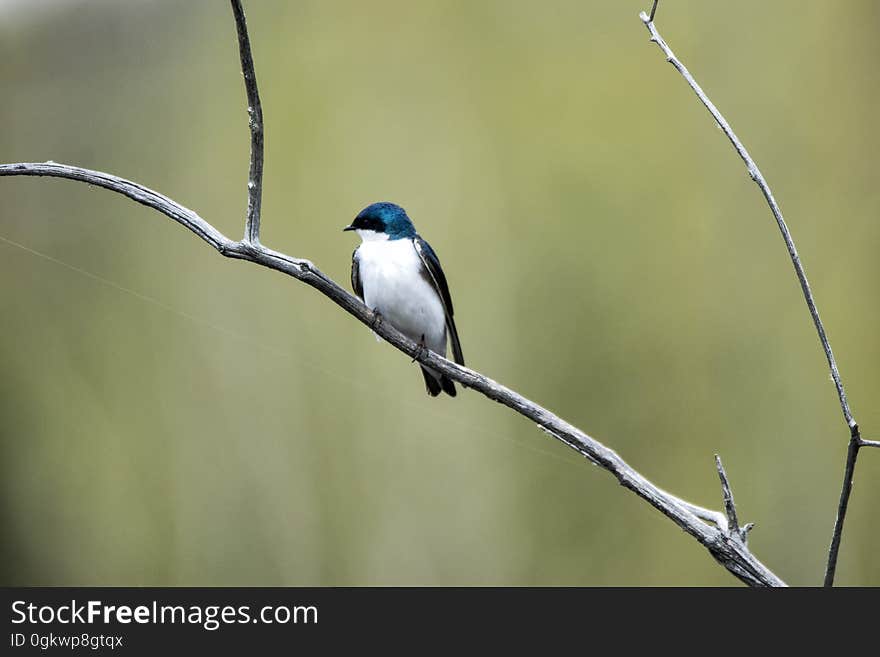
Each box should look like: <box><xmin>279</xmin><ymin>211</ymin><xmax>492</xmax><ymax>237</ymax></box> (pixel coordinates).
<box><xmin>352</xmin><ymin>202</ymin><xmax>416</xmax><ymax>240</ymax></box>
<box><xmin>344</xmin><ymin>202</ymin><xmax>464</xmax><ymax>397</ymax></box>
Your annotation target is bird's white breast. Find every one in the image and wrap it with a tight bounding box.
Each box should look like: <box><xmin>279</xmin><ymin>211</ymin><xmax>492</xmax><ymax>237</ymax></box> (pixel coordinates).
<box><xmin>356</xmin><ymin>238</ymin><xmax>447</xmax><ymax>353</ymax></box>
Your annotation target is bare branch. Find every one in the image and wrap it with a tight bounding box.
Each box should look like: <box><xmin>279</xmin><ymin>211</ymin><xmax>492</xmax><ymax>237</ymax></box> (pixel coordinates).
<box><xmin>714</xmin><ymin>455</ymin><xmax>753</xmax><ymax>545</ymax></box>
<box><xmin>0</xmin><ymin>164</ymin><xmax>784</xmax><ymax>586</ymax></box>
<box><xmin>0</xmin><ymin>3</ymin><xmax>789</xmax><ymax>587</ymax></box>
<box><xmin>541</xmin><ymin>426</ymin><xmax>728</xmax><ymax>533</ymax></box>
<box><xmin>230</xmin><ymin>0</ymin><xmax>264</xmax><ymax>244</ymax></box>
<box><xmin>639</xmin><ymin>2</ymin><xmax>865</xmax><ymax>587</ymax></box>
<box><xmin>715</xmin><ymin>456</ymin><xmax>740</xmax><ymax>537</ymax></box>
<box><xmin>0</xmin><ymin>163</ymin><xmax>232</xmax><ymax>251</ymax></box>
<box><xmin>639</xmin><ymin>8</ymin><xmax>854</xmax><ymax>426</ymax></box>
<box><xmin>860</xmin><ymin>440</ymin><xmax>880</xmax><ymax>449</ymax></box>
<box><xmin>825</xmin><ymin>423</ymin><xmax>863</xmax><ymax>586</ymax></box>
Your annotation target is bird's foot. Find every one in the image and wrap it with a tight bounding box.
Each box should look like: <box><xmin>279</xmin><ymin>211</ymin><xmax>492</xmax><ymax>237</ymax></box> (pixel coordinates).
<box><xmin>370</xmin><ymin>309</ymin><xmax>383</xmax><ymax>330</ymax></box>
<box><xmin>412</xmin><ymin>334</ymin><xmax>428</xmax><ymax>363</ymax></box>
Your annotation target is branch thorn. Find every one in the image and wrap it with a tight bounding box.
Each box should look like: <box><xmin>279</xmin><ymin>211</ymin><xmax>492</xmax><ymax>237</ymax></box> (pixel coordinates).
<box><xmin>715</xmin><ymin>454</ymin><xmax>749</xmax><ymax>545</ymax></box>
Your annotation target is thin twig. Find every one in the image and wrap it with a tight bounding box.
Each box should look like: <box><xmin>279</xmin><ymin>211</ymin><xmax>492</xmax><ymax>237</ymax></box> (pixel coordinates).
<box><xmin>230</xmin><ymin>0</ymin><xmax>264</xmax><ymax>244</ymax></box>
<box><xmin>0</xmin><ymin>3</ymin><xmax>788</xmax><ymax>587</ymax></box>
<box><xmin>714</xmin><ymin>455</ymin><xmax>753</xmax><ymax>544</ymax></box>
<box><xmin>860</xmin><ymin>440</ymin><xmax>880</xmax><ymax>449</ymax></box>
<box><xmin>715</xmin><ymin>455</ymin><xmax>740</xmax><ymax>538</ymax></box>
<box><xmin>825</xmin><ymin>433</ymin><xmax>862</xmax><ymax>585</ymax></box>
<box><xmin>639</xmin><ymin>1</ymin><xmax>864</xmax><ymax>588</ymax></box>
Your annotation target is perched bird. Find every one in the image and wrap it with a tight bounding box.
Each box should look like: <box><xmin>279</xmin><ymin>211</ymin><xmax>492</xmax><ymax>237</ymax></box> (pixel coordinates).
<box><xmin>345</xmin><ymin>202</ymin><xmax>465</xmax><ymax>397</ymax></box>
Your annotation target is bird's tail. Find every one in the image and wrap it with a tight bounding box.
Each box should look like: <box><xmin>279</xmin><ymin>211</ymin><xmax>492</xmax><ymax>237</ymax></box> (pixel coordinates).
<box><xmin>420</xmin><ymin>366</ymin><xmax>456</xmax><ymax>397</ymax></box>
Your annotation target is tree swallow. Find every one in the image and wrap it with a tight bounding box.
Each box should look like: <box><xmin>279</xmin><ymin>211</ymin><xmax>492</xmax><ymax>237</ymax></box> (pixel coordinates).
<box><xmin>345</xmin><ymin>202</ymin><xmax>465</xmax><ymax>397</ymax></box>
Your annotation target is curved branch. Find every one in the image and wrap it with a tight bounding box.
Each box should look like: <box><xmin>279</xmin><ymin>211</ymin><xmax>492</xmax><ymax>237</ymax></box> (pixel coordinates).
<box><xmin>640</xmin><ymin>2</ymin><xmax>865</xmax><ymax>587</ymax></box>
<box><xmin>0</xmin><ymin>159</ymin><xmax>784</xmax><ymax>587</ymax></box>
<box><xmin>0</xmin><ymin>2</ymin><xmax>788</xmax><ymax>587</ymax></box>
<box><xmin>0</xmin><ymin>162</ymin><xmax>231</xmax><ymax>251</ymax></box>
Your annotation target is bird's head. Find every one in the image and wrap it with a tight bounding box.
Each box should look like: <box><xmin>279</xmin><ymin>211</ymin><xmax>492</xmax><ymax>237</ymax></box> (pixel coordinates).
<box><xmin>344</xmin><ymin>202</ymin><xmax>416</xmax><ymax>241</ymax></box>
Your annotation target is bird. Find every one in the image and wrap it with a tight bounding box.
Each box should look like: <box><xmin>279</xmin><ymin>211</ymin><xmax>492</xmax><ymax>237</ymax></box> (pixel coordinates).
<box><xmin>345</xmin><ymin>202</ymin><xmax>465</xmax><ymax>397</ymax></box>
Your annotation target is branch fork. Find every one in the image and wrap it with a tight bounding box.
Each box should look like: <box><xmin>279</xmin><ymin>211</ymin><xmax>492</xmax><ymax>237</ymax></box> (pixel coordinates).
<box><xmin>640</xmin><ymin>1</ymin><xmax>867</xmax><ymax>587</ymax></box>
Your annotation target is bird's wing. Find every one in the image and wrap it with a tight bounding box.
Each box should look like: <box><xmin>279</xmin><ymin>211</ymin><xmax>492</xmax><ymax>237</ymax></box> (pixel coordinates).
<box><xmin>351</xmin><ymin>247</ymin><xmax>363</xmax><ymax>300</ymax></box>
<box><xmin>413</xmin><ymin>236</ymin><xmax>464</xmax><ymax>366</ymax></box>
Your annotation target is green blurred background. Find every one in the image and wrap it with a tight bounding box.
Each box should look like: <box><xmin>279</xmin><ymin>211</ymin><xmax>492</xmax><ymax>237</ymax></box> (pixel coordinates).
<box><xmin>1</xmin><ymin>0</ymin><xmax>878</xmax><ymax>586</ymax></box>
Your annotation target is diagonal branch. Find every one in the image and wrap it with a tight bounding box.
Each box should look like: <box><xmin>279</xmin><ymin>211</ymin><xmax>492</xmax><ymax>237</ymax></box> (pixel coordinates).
<box><xmin>639</xmin><ymin>2</ymin><xmax>865</xmax><ymax>588</ymax></box>
<box><xmin>541</xmin><ymin>426</ymin><xmax>730</xmax><ymax>533</ymax></box>
<box><xmin>0</xmin><ymin>2</ymin><xmax>787</xmax><ymax>587</ymax></box>
<box><xmin>0</xmin><ymin>159</ymin><xmax>784</xmax><ymax>586</ymax></box>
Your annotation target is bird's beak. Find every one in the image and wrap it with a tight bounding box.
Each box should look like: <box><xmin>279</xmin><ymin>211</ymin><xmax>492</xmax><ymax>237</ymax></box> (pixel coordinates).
<box><xmin>342</xmin><ymin>225</ymin><xmax>356</xmax><ymax>232</ymax></box>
